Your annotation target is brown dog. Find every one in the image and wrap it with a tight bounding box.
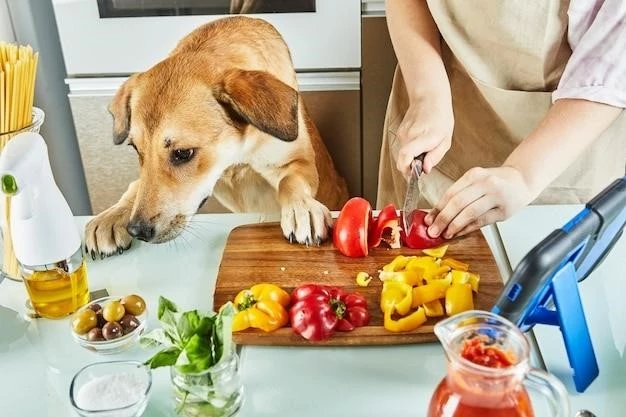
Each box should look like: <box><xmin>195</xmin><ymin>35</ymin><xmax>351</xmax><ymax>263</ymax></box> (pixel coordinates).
<box><xmin>84</xmin><ymin>16</ymin><xmax>348</xmax><ymax>258</ymax></box>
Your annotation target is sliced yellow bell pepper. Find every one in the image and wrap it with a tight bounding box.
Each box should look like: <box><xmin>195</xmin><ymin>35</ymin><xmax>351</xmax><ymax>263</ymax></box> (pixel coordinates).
<box><xmin>411</xmin><ymin>281</ymin><xmax>449</xmax><ymax>308</ymax></box>
<box><xmin>469</xmin><ymin>272</ymin><xmax>480</xmax><ymax>293</ymax></box>
<box><xmin>382</xmin><ymin>255</ymin><xmax>413</xmax><ymax>272</ymax></box>
<box><xmin>356</xmin><ymin>272</ymin><xmax>372</xmax><ymax>287</ymax></box>
<box><xmin>422</xmin><ymin>244</ymin><xmax>449</xmax><ymax>258</ymax></box>
<box><xmin>445</xmin><ymin>283</ymin><xmax>474</xmax><ymax>316</ymax></box>
<box><xmin>438</xmin><ymin>272</ymin><xmax>453</xmax><ymax>286</ymax></box>
<box><xmin>424</xmin><ymin>265</ymin><xmax>452</xmax><ymax>281</ymax></box>
<box><xmin>423</xmin><ymin>300</ymin><xmax>445</xmax><ymax>317</ymax></box>
<box><xmin>232</xmin><ymin>283</ymin><xmax>290</xmax><ymax>332</ymax></box>
<box><xmin>384</xmin><ymin>306</ymin><xmax>427</xmax><ymax>332</ymax></box>
<box><xmin>378</xmin><ymin>268</ymin><xmax>423</xmax><ymax>286</ymax></box>
<box><xmin>380</xmin><ymin>281</ymin><xmax>412</xmax><ymax>315</ymax></box>
<box><xmin>451</xmin><ymin>270</ymin><xmax>470</xmax><ymax>285</ymax></box>
<box><xmin>441</xmin><ymin>257</ymin><xmax>469</xmax><ymax>271</ymax></box>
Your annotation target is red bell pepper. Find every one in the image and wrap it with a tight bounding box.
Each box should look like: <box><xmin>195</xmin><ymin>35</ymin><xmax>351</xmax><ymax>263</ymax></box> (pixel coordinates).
<box><xmin>289</xmin><ymin>284</ymin><xmax>370</xmax><ymax>341</ymax></box>
<box><xmin>401</xmin><ymin>209</ymin><xmax>447</xmax><ymax>249</ymax></box>
<box><xmin>368</xmin><ymin>204</ymin><xmax>401</xmax><ymax>249</ymax></box>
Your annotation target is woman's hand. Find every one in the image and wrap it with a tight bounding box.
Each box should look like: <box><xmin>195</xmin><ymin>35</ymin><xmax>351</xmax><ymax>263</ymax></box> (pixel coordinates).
<box><xmin>396</xmin><ymin>97</ymin><xmax>454</xmax><ymax>177</ymax></box>
<box><xmin>424</xmin><ymin>166</ymin><xmax>536</xmax><ymax>238</ymax></box>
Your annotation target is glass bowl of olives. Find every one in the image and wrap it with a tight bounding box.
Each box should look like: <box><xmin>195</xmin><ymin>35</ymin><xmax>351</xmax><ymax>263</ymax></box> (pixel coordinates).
<box><xmin>70</xmin><ymin>295</ymin><xmax>147</xmax><ymax>354</ymax></box>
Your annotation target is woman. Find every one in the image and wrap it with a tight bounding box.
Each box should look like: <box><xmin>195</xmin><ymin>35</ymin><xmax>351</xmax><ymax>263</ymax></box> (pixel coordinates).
<box><xmin>377</xmin><ymin>0</ymin><xmax>625</xmax><ymax>239</ymax></box>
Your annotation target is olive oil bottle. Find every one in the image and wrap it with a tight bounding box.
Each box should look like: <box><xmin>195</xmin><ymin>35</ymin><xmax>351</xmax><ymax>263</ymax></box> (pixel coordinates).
<box><xmin>0</xmin><ymin>133</ymin><xmax>90</xmax><ymax>318</ymax></box>
<box><xmin>21</xmin><ymin>248</ymin><xmax>89</xmax><ymax>318</ymax></box>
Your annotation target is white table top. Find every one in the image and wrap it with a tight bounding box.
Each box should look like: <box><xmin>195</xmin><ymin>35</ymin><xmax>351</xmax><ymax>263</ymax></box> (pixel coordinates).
<box><xmin>0</xmin><ymin>206</ymin><xmax>622</xmax><ymax>416</ymax></box>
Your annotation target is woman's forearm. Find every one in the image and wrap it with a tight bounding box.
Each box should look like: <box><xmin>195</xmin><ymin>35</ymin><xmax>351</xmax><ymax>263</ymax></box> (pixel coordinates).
<box><xmin>505</xmin><ymin>99</ymin><xmax>622</xmax><ymax>198</ymax></box>
<box><xmin>385</xmin><ymin>0</ymin><xmax>451</xmax><ymax>105</ymax></box>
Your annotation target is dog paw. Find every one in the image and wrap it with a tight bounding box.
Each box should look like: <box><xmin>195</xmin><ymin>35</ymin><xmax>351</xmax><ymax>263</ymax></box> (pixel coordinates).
<box><xmin>84</xmin><ymin>205</ymin><xmax>133</xmax><ymax>259</ymax></box>
<box><xmin>280</xmin><ymin>198</ymin><xmax>333</xmax><ymax>245</ymax></box>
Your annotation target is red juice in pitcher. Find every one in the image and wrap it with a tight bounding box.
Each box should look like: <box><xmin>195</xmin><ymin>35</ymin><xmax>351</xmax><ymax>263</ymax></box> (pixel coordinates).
<box><xmin>427</xmin><ymin>311</ymin><xmax>570</xmax><ymax>417</ymax></box>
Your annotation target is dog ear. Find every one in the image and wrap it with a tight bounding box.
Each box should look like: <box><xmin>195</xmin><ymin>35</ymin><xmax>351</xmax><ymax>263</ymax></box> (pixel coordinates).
<box><xmin>213</xmin><ymin>69</ymin><xmax>299</xmax><ymax>142</ymax></box>
<box><xmin>108</xmin><ymin>74</ymin><xmax>139</xmax><ymax>145</ymax></box>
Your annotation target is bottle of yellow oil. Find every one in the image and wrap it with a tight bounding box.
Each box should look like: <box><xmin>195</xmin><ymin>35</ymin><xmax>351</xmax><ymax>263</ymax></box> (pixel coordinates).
<box><xmin>0</xmin><ymin>132</ymin><xmax>89</xmax><ymax>318</ymax></box>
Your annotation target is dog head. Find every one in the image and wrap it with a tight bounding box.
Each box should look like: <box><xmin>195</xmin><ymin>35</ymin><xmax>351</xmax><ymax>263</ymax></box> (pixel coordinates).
<box><xmin>109</xmin><ymin>59</ymin><xmax>299</xmax><ymax>243</ymax></box>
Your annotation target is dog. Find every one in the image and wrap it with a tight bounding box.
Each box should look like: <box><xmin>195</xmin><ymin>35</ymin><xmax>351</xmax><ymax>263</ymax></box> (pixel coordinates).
<box><xmin>84</xmin><ymin>16</ymin><xmax>349</xmax><ymax>258</ymax></box>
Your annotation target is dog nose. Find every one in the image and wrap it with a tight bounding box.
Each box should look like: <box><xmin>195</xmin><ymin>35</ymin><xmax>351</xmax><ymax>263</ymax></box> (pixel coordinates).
<box><xmin>127</xmin><ymin>219</ymin><xmax>155</xmax><ymax>242</ymax></box>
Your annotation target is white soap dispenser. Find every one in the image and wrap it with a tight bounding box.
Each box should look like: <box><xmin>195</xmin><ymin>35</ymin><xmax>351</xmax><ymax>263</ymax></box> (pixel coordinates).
<box><xmin>0</xmin><ymin>132</ymin><xmax>89</xmax><ymax>318</ymax></box>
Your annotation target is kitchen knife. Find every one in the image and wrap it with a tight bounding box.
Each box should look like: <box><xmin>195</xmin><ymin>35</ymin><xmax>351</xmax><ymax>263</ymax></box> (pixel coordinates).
<box><xmin>402</xmin><ymin>153</ymin><xmax>426</xmax><ymax>230</ymax></box>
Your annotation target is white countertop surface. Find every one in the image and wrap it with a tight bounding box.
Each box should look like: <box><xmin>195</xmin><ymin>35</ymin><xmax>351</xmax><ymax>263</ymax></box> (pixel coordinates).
<box><xmin>0</xmin><ymin>206</ymin><xmax>622</xmax><ymax>416</ymax></box>
<box><xmin>498</xmin><ymin>205</ymin><xmax>626</xmax><ymax>417</ymax></box>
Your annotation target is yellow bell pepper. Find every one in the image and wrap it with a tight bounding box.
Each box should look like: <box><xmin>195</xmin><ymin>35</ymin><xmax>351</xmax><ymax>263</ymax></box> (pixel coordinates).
<box><xmin>382</xmin><ymin>255</ymin><xmax>412</xmax><ymax>272</ymax></box>
<box><xmin>422</xmin><ymin>244</ymin><xmax>449</xmax><ymax>258</ymax></box>
<box><xmin>380</xmin><ymin>281</ymin><xmax>412</xmax><ymax>315</ymax></box>
<box><xmin>451</xmin><ymin>270</ymin><xmax>470</xmax><ymax>285</ymax></box>
<box><xmin>441</xmin><ymin>257</ymin><xmax>469</xmax><ymax>271</ymax></box>
<box><xmin>445</xmin><ymin>283</ymin><xmax>474</xmax><ymax>316</ymax></box>
<box><xmin>469</xmin><ymin>272</ymin><xmax>480</xmax><ymax>293</ymax></box>
<box><xmin>232</xmin><ymin>284</ymin><xmax>290</xmax><ymax>332</ymax></box>
<box><xmin>384</xmin><ymin>306</ymin><xmax>427</xmax><ymax>332</ymax></box>
<box><xmin>356</xmin><ymin>272</ymin><xmax>372</xmax><ymax>287</ymax></box>
<box><xmin>378</xmin><ymin>268</ymin><xmax>423</xmax><ymax>286</ymax></box>
<box><xmin>411</xmin><ymin>281</ymin><xmax>449</xmax><ymax>308</ymax></box>
<box><xmin>423</xmin><ymin>300</ymin><xmax>445</xmax><ymax>317</ymax></box>
<box><xmin>423</xmin><ymin>265</ymin><xmax>452</xmax><ymax>281</ymax></box>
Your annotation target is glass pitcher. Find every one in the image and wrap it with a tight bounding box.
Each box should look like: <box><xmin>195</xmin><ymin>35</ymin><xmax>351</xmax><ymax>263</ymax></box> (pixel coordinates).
<box><xmin>428</xmin><ymin>310</ymin><xmax>570</xmax><ymax>417</ymax></box>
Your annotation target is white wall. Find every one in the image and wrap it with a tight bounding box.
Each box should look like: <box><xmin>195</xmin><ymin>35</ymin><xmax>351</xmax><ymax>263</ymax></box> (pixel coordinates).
<box><xmin>0</xmin><ymin>0</ymin><xmax>15</xmax><ymax>42</ymax></box>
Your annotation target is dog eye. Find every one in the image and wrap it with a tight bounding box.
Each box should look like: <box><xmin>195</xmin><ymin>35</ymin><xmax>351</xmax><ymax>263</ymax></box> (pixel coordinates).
<box><xmin>170</xmin><ymin>148</ymin><xmax>195</xmax><ymax>165</ymax></box>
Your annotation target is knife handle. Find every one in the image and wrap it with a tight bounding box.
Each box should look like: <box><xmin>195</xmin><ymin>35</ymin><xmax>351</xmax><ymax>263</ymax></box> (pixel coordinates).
<box><xmin>411</xmin><ymin>153</ymin><xmax>426</xmax><ymax>177</ymax></box>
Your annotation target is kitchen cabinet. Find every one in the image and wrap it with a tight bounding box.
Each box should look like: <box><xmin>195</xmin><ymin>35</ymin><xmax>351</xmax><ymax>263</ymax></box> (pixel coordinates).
<box><xmin>361</xmin><ymin>11</ymin><xmax>397</xmax><ymax>204</ymax></box>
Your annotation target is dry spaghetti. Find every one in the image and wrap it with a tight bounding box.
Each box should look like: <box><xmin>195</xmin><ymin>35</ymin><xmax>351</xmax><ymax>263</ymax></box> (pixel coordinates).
<box><xmin>0</xmin><ymin>42</ymin><xmax>38</xmax><ymax>136</ymax></box>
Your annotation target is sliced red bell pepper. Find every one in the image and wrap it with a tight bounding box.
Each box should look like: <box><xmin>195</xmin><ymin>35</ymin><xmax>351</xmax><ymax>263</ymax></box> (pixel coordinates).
<box><xmin>400</xmin><ymin>209</ymin><xmax>447</xmax><ymax>249</ymax></box>
<box><xmin>289</xmin><ymin>284</ymin><xmax>370</xmax><ymax>341</ymax></box>
<box><xmin>333</xmin><ymin>197</ymin><xmax>372</xmax><ymax>257</ymax></box>
<box><xmin>368</xmin><ymin>204</ymin><xmax>402</xmax><ymax>249</ymax></box>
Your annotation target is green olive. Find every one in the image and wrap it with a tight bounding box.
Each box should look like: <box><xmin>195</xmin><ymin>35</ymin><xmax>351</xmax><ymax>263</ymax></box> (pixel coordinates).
<box><xmin>102</xmin><ymin>300</ymin><xmax>125</xmax><ymax>322</ymax></box>
<box><xmin>72</xmin><ymin>309</ymin><xmax>98</xmax><ymax>335</ymax></box>
<box><xmin>121</xmin><ymin>294</ymin><xmax>146</xmax><ymax>316</ymax></box>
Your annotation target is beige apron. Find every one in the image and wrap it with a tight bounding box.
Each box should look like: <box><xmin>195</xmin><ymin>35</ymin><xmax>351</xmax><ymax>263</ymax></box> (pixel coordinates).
<box><xmin>377</xmin><ymin>0</ymin><xmax>626</xmax><ymax>209</ymax></box>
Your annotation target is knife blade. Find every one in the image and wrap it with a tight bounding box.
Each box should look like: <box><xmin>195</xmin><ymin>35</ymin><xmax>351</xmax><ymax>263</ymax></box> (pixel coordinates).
<box><xmin>402</xmin><ymin>153</ymin><xmax>425</xmax><ymax>230</ymax></box>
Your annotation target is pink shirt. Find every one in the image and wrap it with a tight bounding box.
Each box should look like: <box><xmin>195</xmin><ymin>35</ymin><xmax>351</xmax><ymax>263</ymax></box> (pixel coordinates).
<box><xmin>553</xmin><ymin>0</ymin><xmax>626</xmax><ymax>108</ymax></box>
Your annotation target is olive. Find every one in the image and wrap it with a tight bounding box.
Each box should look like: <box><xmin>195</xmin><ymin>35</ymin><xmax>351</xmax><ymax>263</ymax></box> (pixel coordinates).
<box><xmin>88</xmin><ymin>303</ymin><xmax>102</xmax><ymax>314</ymax></box>
<box><xmin>121</xmin><ymin>294</ymin><xmax>146</xmax><ymax>316</ymax></box>
<box><xmin>102</xmin><ymin>300</ymin><xmax>125</xmax><ymax>322</ymax></box>
<box><xmin>86</xmin><ymin>327</ymin><xmax>105</xmax><ymax>342</ymax></box>
<box><xmin>120</xmin><ymin>314</ymin><xmax>141</xmax><ymax>335</ymax></box>
<box><xmin>96</xmin><ymin>312</ymin><xmax>107</xmax><ymax>328</ymax></box>
<box><xmin>72</xmin><ymin>309</ymin><xmax>98</xmax><ymax>335</ymax></box>
<box><xmin>102</xmin><ymin>321</ymin><xmax>124</xmax><ymax>340</ymax></box>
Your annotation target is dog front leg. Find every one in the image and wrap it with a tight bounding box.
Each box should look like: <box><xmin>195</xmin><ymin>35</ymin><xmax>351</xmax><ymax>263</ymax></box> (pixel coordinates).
<box><xmin>271</xmin><ymin>161</ymin><xmax>333</xmax><ymax>245</ymax></box>
<box><xmin>84</xmin><ymin>180</ymin><xmax>138</xmax><ymax>259</ymax></box>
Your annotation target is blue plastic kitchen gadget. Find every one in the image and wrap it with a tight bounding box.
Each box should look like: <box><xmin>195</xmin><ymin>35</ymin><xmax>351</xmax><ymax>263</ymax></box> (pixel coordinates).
<box><xmin>492</xmin><ymin>175</ymin><xmax>626</xmax><ymax>393</ymax></box>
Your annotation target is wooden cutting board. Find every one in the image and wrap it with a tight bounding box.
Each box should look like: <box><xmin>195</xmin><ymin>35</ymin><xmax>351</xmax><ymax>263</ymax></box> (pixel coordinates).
<box><xmin>214</xmin><ymin>223</ymin><xmax>503</xmax><ymax>346</ymax></box>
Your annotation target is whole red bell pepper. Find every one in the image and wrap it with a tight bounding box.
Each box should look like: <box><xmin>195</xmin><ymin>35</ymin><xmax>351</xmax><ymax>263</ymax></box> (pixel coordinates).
<box><xmin>289</xmin><ymin>284</ymin><xmax>370</xmax><ymax>341</ymax></box>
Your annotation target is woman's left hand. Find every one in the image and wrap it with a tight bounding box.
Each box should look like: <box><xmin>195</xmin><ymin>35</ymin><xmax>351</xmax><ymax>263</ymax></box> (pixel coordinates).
<box><xmin>424</xmin><ymin>166</ymin><xmax>536</xmax><ymax>239</ymax></box>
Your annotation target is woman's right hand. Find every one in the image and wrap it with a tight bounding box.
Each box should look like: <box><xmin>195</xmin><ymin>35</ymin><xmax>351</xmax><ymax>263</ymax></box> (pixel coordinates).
<box><xmin>396</xmin><ymin>96</ymin><xmax>454</xmax><ymax>177</ymax></box>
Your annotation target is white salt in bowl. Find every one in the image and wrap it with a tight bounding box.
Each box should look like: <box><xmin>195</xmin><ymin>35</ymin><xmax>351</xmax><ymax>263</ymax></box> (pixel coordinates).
<box><xmin>69</xmin><ymin>360</ymin><xmax>152</xmax><ymax>417</ymax></box>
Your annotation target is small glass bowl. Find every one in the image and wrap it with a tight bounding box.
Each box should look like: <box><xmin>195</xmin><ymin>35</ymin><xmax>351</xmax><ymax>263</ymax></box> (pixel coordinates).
<box><xmin>70</xmin><ymin>360</ymin><xmax>152</xmax><ymax>417</ymax></box>
<box><xmin>70</xmin><ymin>296</ymin><xmax>148</xmax><ymax>354</ymax></box>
